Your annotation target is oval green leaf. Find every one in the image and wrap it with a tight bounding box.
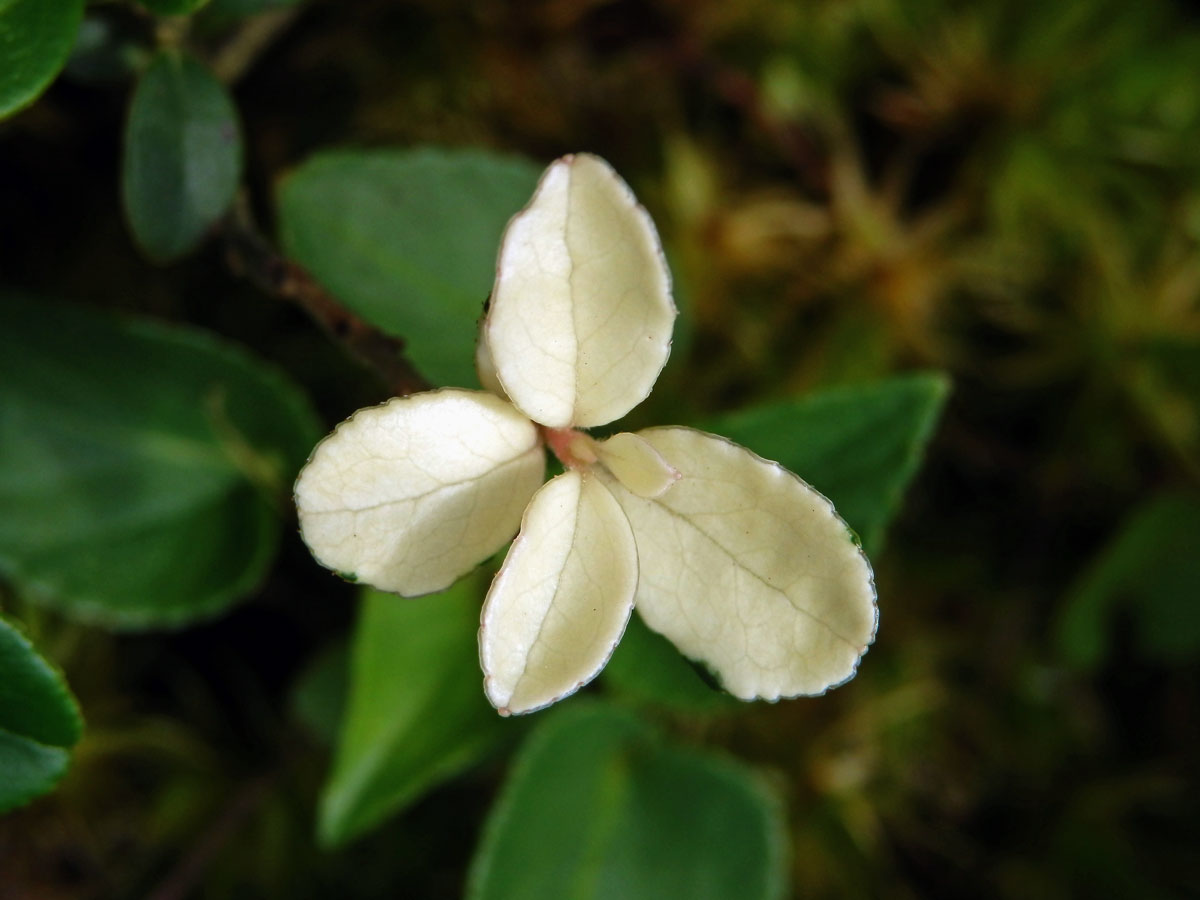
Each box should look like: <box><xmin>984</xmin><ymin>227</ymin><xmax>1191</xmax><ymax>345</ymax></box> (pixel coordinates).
<box><xmin>278</xmin><ymin>147</ymin><xmax>542</xmax><ymax>387</ymax></box>
<box><xmin>0</xmin><ymin>0</ymin><xmax>84</xmax><ymax>118</ymax></box>
<box><xmin>602</xmin><ymin>615</ymin><xmax>738</xmax><ymax>713</ymax></box>
<box><xmin>0</xmin><ymin>295</ymin><xmax>320</xmax><ymax>629</ymax></box>
<box><xmin>319</xmin><ymin>580</ymin><xmax>513</xmax><ymax>848</ymax></box>
<box><xmin>122</xmin><ymin>50</ymin><xmax>242</xmax><ymax>262</ymax></box>
<box><xmin>705</xmin><ymin>373</ymin><xmax>950</xmax><ymax>555</ymax></box>
<box><xmin>468</xmin><ymin>703</ymin><xmax>785</xmax><ymax>900</ymax></box>
<box><xmin>0</xmin><ymin>615</ymin><xmax>83</xmax><ymax>813</ymax></box>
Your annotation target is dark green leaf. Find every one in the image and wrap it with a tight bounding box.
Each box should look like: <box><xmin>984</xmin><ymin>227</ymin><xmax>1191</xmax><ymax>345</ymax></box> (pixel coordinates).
<box><xmin>0</xmin><ymin>0</ymin><xmax>84</xmax><ymax>118</ymax></box>
<box><xmin>704</xmin><ymin>373</ymin><xmax>950</xmax><ymax>555</ymax></box>
<box><xmin>0</xmin><ymin>295</ymin><xmax>320</xmax><ymax>629</ymax></box>
<box><xmin>122</xmin><ymin>50</ymin><xmax>242</xmax><ymax>261</ymax></box>
<box><xmin>1057</xmin><ymin>492</ymin><xmax>1200</xmax><ymax>667</ymax></box>
<box><xmin>0</xmin><ymin>615</ymin><xmax>82</xmax><ymax>812</ymax></box>
<box><xmin>468</xmin><ymin>703</ymin><xmax>785</xmax><ymax>900</ymax></box>
<box><xmin>602</xmin><ymin>615</ymin><xmax>738</xmax><ymax>713</ymax></box>
<box><xmin>319</xmin><ymin>579</ymin><xmax>512</xmax><ymax>847</ymax></box>
<box><xmin>278</xmin><ymin>148</ymin><xmax>542</xmax><ymax>387</ymax></box>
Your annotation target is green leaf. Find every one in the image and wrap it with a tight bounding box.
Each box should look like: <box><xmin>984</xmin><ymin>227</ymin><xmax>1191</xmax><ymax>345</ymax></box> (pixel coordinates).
<box><xmin>137</xmin><ymin>0</ymin><xmax>211</xmax><ymax>15</ymax></box>
<box><xmin>122</xmin><ymin>50</ymin><xmax>242</xmax><ymax>262</ymax></box>
<box><xmin>278</xmin><ymin>147</ymin><xmax>542</xmax><ymax>387</ymax></box>
<box><xmin>1057</xmin><ymin>492</ymin><xmax>1200</xmax><ymax>668</ymax></box>
<box><xmin>603</xmin><ymin>615</ymin><xmax>738</xmax><ymax>713</ymax></box>
<box><xmin>0</xmin><ymin>0</ymin><xmax>84</xmax><ymax>118</ymax></box>
<box><xmin>468</xmin><ymin>703</ymin><xmax>785</xmax><ymax>900</ymax></box>
<box><xmin>0</xmin><ymin>295</ymin><xmax>320</xmax><ymax>629</ymax></box>
<box><xmin>705</xmin><ymin>373</ymin><xmax>950</xmax><ymax>555</ymax></box>
<box><xmin>319</xmin><ymin>579</ymin><xmax>512</xmax><ymax>847</ymax></box>
<box><xmin>0</xmin><ymin>615</ymin><xmax>83</xmax><ymax>812</ymax></box>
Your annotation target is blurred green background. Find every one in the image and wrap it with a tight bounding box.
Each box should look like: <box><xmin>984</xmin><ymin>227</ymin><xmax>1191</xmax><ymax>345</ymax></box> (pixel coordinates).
<box><xmin>2</xmin><ymin>0</ymin><xmax>1199</xmax><ymax>897</ymax></box>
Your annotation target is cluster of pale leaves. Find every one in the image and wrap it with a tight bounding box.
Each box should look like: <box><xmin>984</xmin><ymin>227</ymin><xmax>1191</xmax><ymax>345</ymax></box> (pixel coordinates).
<box><xmin>295</xmin><ymin>154</ymin><xmax>877</xmax><ymax>715</ymax></box>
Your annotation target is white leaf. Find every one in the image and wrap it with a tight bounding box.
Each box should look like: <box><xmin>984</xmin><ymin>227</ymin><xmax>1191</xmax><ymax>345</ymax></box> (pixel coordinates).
<box><xmin>596</xmin><ymin>431</ymin><xmax>681</xmax><ymax>498</ymax></box>
<box><xmin>484</xmin><ymin>153</ymin><xmax>676</xmax><ymax>429</ymax></box>
<box><xmin>295</xmin><ymin>389</ymin><xmax>545</xmax><ymax>596</ymax></box>
<box><xmin>601</xmin><ymin>427</ymin><xmax>877</xmax><ymax>701</ymax></box>
<box><xmin>480</xmin><ymin>470</ymin><xmax>638</xmax><ymax>715</ymax></box>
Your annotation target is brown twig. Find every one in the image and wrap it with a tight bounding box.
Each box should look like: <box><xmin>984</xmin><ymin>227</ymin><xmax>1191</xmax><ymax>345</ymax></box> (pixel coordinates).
<box><xmin>222</xmin><ymin>195</ymin><xmax>432</xmax><ymax>397</ymax></box>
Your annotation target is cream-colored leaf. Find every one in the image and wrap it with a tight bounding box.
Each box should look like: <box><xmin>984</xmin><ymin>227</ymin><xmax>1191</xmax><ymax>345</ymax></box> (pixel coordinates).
<box><xmin>295</xmin><ymin>389</ymin><xmax>545</xmax><ymax>596</ymax></box>
<box><xmin>597</xmin><ymin>431</ymin><xmax>681</xmax><ymax>498</ymax></box>
<box><xmin>480</xmin><ymin>470</ymin><xmax>638</xmax><ymax>715</ymax></box>
<box><xmin>601</xmin><ymin>427</ymin><xmax>877</xmax><ymax>701</ymax></box>
<box><xmin>485</xmin><ymin>153</ymin><xmax>676</xmax><ymax>429</ymax></box>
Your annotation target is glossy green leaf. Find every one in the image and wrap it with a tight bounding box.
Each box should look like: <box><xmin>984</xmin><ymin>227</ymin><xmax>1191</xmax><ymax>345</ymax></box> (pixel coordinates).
<box><xmin>278</xmin><ymin>148</ymin><xmax>542</xmax><ymax>387</ymax></box>
<box><xmin>1057</xmin><ymin>492</ymin><xmax>1200</xmax><ymax>667</ymax></box>
<box><xmin>0</xmin><ymin>0</ymin><xmax>84</xmax><ymax>118</ymax></box>
<box><xmin>137</xmin><ymin>0</ymin><xmax>210</xmax><ymax>16</ymax></box>
<box><xmin>468</xmin><ymin>703</ymin><xmax>784</xmax><ymax>900</ymax></box>
<box><xmin>705</xmin><ymin>373</ymin><xmax>950</xmax><ymax>555</ymax></box>
<box><xmin>319</xmin><ymin>579</ymin><xmax>512</xmax><ymax>847</ymax></box>
<box><xmin>0</xmin><ymin>295</ymin><xmax>320</xmax><ymax>629</ymax></box>
<box><xmin>0</xmin><ymin>615</ymin><xmax>83</xmax><ymax>812</ymax></box>
<box><xmin>122</xmin><ymin>50</ymin><xmax>242</xmax><ymax>261</ymax></box>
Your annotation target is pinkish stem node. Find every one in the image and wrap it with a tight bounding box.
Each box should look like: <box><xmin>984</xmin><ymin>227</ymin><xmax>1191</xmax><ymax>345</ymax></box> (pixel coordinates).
<box><xmin>542</xmin><ymin>427</ymin><xmax>599</xmax><ymax>470</ymax></box>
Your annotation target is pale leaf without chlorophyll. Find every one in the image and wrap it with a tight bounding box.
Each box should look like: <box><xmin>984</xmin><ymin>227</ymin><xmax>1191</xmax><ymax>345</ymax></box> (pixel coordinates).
<box><xmin>295</xmin><ymin>153</ymin><xmax>877</xmax><ymax>715</ymax></box>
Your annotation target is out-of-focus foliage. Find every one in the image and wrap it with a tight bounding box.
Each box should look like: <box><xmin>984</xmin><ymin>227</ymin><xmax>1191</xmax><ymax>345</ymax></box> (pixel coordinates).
<box><xmin>0</xmin><ymin>616</ymin><xmax>82</xmax><ymax>812</ymax></box>
<box><xmin>206</xmin><ymin>0</ymin><xmax>302</xmax><ymax>16</ymax></box>
<box><xmin>0</xmin><ymin>0</ymin><xmax>83</xmax><ymax>117</ymax></box>
<box><xmin>1</xmin><ymin>0</ymin><xmax>1198</xmax><ymax>896</ymax></box>
<box><xmin>1058</xmin><ymin>492</ymin><xmax>1200</xmax><ymax>667</ymax></box>
<box><xmin>467</xmin><ymin>702</ymin><xmax>785</xmax><ymax>900</ymax></box>
<box><xmin>0</xmin><ymin>296</ymin><xmax>319</xmax><ymax>628</ymax></box>
<box><xmin>123</xmin><ymin>50</ymin><xmax>242</xmax><ymax>261</ymax></box>
<box><xmin>138</xmin><ymin>0</ymin><xmax>211</xmax><ymax>16</ymax></box>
